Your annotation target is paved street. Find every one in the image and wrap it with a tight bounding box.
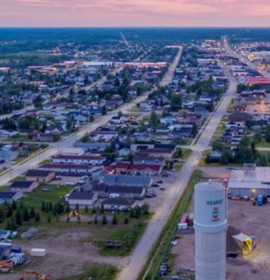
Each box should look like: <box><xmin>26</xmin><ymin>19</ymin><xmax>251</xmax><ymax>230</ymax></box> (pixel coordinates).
<box><xmin>117</xmin><ymin>51</ymin><xmax>238</xmax><ymax>280</ymax></box>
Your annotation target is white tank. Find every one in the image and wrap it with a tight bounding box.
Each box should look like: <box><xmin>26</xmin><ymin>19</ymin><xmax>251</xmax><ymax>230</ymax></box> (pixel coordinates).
<box><xmin>194</xmin><ymin>182</ymin><xmax>228</xmax><ymax>280</ymax></box>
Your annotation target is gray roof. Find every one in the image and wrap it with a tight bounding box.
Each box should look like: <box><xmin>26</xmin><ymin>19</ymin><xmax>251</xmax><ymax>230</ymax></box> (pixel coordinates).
<box><xmin>0</xmin><ymin>192</ymin><xmax>17</xmax><ymax>199</ymax></box>
<box><xmin>10</xmin><ymin>181</ymin><xmax>34</xmax><ymax>189</ymax></box>
<box><xmin>101</xmin><ymin>198</ymin><xmax>135</xmax><ymax>206</ymax></box>
<box><xmin>68</xmin><ymin>192</ymin><xmax>95</xmax><ymax>200</ymax></box>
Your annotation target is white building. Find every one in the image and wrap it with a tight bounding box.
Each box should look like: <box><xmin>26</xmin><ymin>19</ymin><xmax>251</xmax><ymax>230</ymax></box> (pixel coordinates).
<box><xmin>228</xmin><ymin>167</ymin><xmax>270</xmax><ymax>198</ymax></box>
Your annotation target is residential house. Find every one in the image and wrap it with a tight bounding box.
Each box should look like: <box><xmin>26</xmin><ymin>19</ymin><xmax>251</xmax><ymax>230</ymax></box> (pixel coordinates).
<box><xmin>40</xmin><ymin>163</ymin><xmax>94</xmax><ymax>175</ymax></box>
<box><xmin>93</xmin><ymin>174</ymin><xmax>152</xmax><ymax>187</ymax></box>
<box><xmin>0</xmin><ymin>192</ymin><xmax>23</xmax><ymax>205</ymax></box>
<box><xmin>114</xmin><ymin>163</ymin><xmax>162</xmax><ymax>176</ymax></box>
<box><xmin>106</xmin><ymin>186</ymin><xmax>145</xmax><ymax>199</ymax></box>
<box><xmin>227</xmin><ymin>113</ymin><xmax>253</xmax><ymax>123</ymax></box>
<box><xmin>52</xmin><ymin>155</ymin><xmax>106</xmax><ymax>166</ymax></box>
<box><xmin>26</xmin><ymin>170</ymin><xmax>55</xmax><ymax>183</ymax></box>
<box><xmin>66</xmin><ymin>191</ymin><xmax>98</xmax><ymax>207</ymax></box>
<box><xmin>132</xmin><ymin>156</ymin><xmax>165</xmax><ymax>166</ymax></box>
<box><xmin>10</xmin><ymin>181</ymin><xmax>39</xmax><ymax>193</ymax></box>
<box><xmin>100</xmin><ymin>198</ymin><xmax>136</xmax><ymax>211</ymax></box>
<box><xmin>118</xmin><ymin>148</ymin><xmax>130</xmax><ymax>157</ymax></box>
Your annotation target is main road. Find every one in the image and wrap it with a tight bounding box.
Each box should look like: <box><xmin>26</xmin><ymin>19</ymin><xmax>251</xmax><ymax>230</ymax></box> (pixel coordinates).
<box><xmin>0</xmin><ymin>48</ymin><xmax>183</xmax><ymax>187</ymax></box>
<box><xmin>116</xmin><ymin>55</ymin><xmax>238</xmax><ymax>280</ymax></box>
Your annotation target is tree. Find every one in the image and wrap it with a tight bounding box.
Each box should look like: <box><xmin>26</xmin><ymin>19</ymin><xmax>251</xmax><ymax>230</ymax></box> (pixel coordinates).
<box><xmin>135</xmin><ymin>206</ymin><xmax>141</xmax><ymax>218</ymax></box>
<box><xmin>66</xmin><ymin>119</ymin><xmax>72</xmax><ymax>131</ymax></box>
<box><xmin>114</xmin><ymin>78</ymin><xmax>120</xmax><ymax>87</ymax></box>
<box><xmin>92</xmin><ymin>207</ymin><xmax>97</xmax><ymax>214</ymax></box>
<box><xmin>41</xmin><ymin>201</ymin><xmax>45</xmax><ymax>212</ymax></box>
<box><xmin>205</xmin><ymin>154</ymin><xmax>211</xmax><ymax>164</ymax></box>
<box><xmin>112</xmin><ymin>214</ymin><xmax>118</xmax><ymax>225</ymax></box>
<box><xmin>49</xmin><ymin>202</ymin><xmax>53</xmax><ymax>212</ymax></box>
<box><xmin>81</xmin><ymin>132</ymin><xmax>89</xmax><ymax>143</ymax></box>
<box><xmin>102</xmin><ymin>106</ymin><xmax>107</xmax><ymax>115</ymax></box>
<box><xmin>0</xmin><ymin>207</ymin><xmax>5</xmax><ymax>223</ymax></box>
<box><xmin>266</xmin><ymin>124</ymin><xmax>270</xmax><ymax>142</ymax></box>
<box><xmin>240</xmin><ymin>136</ymin><xmax>249</xmax><ymax>148</ymax></box>
<box><xmin>170</xmin><ymin>94</ymin><xmax>182</xmax><ymax>112</ymax></box>
<box><xmin>15</xmin><ymin>209</ymin><xmax>22</xmax><ymax>226</ymax></box>
<box><xmin>89</xmin><ymin>115</ymin><xmax>95</xmax><ymax>122</ymax></box>
<box><xmin>124</xmin><ymin>217</ymin><xmax>129</xmax><ymax>224</ymax></box>
<box><xmin>212</xmin><ymin>139</ymin><xmax>224</xmax><ymax>151</ymax></box>
<box><xmin>75</xmin><ymin>203</ymin><xmax>79</xmax><ymax>211</ymax></box>
<box><xmin>129</xmin><ymin>208</ymin><xmax>135</xmax><ymax>218</ymax></box>
<box><xmin>35</xmin><ymin>212</ymin><xmax>40</xmax><ymax>222</ymax></box>
<box><xmin>85</xmin><ymin>205</ymin><xmax>88</xmax><ymax>213</ymax></box>
<box><xmin>150</xmin><ymin>111</ymin><xmax>158</xmax><ymax>129</ymax></box>
<box><xmin>12</xmin><ymin>200</ymin><xmax>17</xmax><ymax>210</ymax></box>
<box><xmin>5</xmin><ymin>220</ymin><xmax>11</xmax><ymax>230</ymax></box>
<box><xmin>102</xmin><ymin>214</ymin><xmax>107</xmax><ymax>225</ymax></box>
<box><xmin>47</xmin><ymin>214</ymin><xmax>51</xmax><ymax>223</ymax></box>
<box><xmin>23</xmin><ymin>207</ymin><xmax>30</xmax><ymax>222</ymax></box>
<box><xmin>66</xmin><ymin>202</ymin><xmax>70</xmax><ymax>213</ymax></box>
<box><xmin>251</xmin><ymin>141</ymin><xmax>256</xmax><ymax>155</ymax></box>
<box><xmin>143</xmin><ymin>204</ymin><xmax>149</xmax><ymax>215</ymax></box>
<box><xmin>94</xmin><ymin>215</ymin><xmax>98</xmax><ymax>224</ymax></box>
<box><xmin>254</xmin><ymin>131</ymin><xmax>262</xmax><ymax>143</ymax></box>
<box><xmin>138</xmin><ymin>120</ymin><xmax>147</xmax><ymax>132</ymax></box>
<box><xmin>6</xmin><ymin>206</ymin><xmax>13</xmax><ymax>218</ymax></box>
<box><xmin>191</xmin><ymin>123</ymin><xmax>197</xmax><ymax>138</ymax></box>
<box><xmin>100</xmin><ymin>204</ymin><xmax>105</xmax><ymax>214</ymax></box>
<box><xmin>219</xmin><ymin>153</ymin><xmax>229</xmax><ymax>165</ymax></box>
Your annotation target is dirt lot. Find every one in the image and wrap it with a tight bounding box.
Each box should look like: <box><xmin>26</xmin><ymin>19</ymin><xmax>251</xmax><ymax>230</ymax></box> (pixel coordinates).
<box><xmin>1</xmin><ymin>225</ymin><xmax>127</xmax><ymax>280</ymax></box>
<box><xmin>172</xmin><ymin>197</ymin><xmax>270</xmax><ymax>280</ymax></box>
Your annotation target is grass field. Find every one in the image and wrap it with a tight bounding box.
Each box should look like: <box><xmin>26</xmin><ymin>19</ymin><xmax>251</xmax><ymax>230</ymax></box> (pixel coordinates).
<box><xmin>60</xmin><ymin>264</ymin><xmax>118</xmax><ymax>280</ymax></box>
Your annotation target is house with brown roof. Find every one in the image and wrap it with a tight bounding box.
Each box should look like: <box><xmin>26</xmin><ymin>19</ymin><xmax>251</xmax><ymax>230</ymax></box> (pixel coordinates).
<box><xmin>26</xmin><ymin>169</ymin><xmax>55</xmax><ymax>183</ymax></box>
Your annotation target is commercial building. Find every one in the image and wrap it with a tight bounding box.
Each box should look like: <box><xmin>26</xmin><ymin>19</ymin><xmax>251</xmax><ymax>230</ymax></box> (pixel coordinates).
<box><xmin>228</xmin><ymin>167</ymin><xmax>270</xmax><ymax>198</ymax></box>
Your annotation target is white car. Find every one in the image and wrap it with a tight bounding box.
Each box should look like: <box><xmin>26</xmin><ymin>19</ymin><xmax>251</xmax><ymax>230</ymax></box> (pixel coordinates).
<box><xmin>65</xmin><ymin>182</ymin><xmax>74</xmax><ymax>186</ymax></box>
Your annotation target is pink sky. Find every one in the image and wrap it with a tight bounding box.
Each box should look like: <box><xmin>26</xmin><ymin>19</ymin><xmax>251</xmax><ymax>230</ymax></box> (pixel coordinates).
<box><xmin>0</xmin><ymin>0</ymin><xmax>270</xmax><ymax>27</ymax></box>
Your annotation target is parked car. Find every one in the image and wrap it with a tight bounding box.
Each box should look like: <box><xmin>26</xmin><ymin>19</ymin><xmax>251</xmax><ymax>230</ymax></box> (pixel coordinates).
<box><xmin>152</xmin><ymin>184</ymin><xmax>159</xmax><ymax>188</ymax></box>
<box><xmin>55</xmin><ymin>175</ymin><xmax>63</xmax><ymax>180</ymax></box>
<box><xmin>156</xmin><ymin>180</ymin><xmax>163</xmax><ymax>184</ymax></box>
<box><xmin>160</xmin><ymin>187</ymin><xmax>166</xmax><ymax>190</ymax></box>
<box><xmin>66</xmin><ymin>182</ymin><xmax>74</xmax><ymax>186</ymax></box>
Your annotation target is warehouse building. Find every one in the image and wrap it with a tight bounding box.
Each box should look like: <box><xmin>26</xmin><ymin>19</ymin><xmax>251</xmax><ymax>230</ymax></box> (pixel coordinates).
<box><xmin>228</xmin><ymin>166</ymin><xmax>270</xmax><ymax>198</ymax></box>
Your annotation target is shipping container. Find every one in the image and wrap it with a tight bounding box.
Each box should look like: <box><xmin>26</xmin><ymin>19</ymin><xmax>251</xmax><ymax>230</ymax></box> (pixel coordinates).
<box><xmin>30</xmin><ymin>248</ymin><xmax>46</xmax><ymax>257</ymax></box>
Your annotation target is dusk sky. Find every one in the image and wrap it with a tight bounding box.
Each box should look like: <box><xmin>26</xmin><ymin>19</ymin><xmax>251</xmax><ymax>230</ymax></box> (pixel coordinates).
<box><xmin>0</xmin><ymin>0</ymin><xmax>270</xmax><ymax>27</ymax></box>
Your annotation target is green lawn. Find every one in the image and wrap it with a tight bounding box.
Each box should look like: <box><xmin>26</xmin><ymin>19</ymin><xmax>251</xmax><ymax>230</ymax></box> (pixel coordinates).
<box><xmin>60</xmin><ymin>264</ymin><xmax>118</xmax><ymax>280</ymax></box>
<box><xmin>252</xmin><ymin>138</ymin><xmax>270</xmax><ymax>148</ymax></box>
<box><xmin>214</xmin><ymin>124</ymin><xmax>225</xmax><ymax>135</ymax></box>
<box><xmin>182</xmin><ymin>148</ymin><xmax>192</xmax><ymax>160</ymax></box>
<box><xmin>174</xmin><ymin>164</ymin><xmax>182</xmax><ymax>171</ymax></box>
<box><xmin>4</xmin><ymin>135</ymin><xmax>34</xmax><ymax>142</ymax></box>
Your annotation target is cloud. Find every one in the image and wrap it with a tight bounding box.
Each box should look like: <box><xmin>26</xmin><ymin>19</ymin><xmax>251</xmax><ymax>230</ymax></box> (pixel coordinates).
<box><xmin>0</xmin><ymin>0</ymin><xmax>270</xmax><ymax>26</ymax></box>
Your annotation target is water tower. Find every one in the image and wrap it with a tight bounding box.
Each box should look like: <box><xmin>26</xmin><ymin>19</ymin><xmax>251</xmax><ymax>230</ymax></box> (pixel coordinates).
<box><xmin>194</xmin><ymin>182</ymin><xmax>228</xmax><ymax>280</ymax></box>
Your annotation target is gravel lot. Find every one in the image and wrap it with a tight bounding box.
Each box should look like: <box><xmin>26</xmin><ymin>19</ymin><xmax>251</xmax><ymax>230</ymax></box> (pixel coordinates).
<box><xmin>172</xmin><ymin>197</ymin><xmax>270</xmax><ymax>280</ymax></box>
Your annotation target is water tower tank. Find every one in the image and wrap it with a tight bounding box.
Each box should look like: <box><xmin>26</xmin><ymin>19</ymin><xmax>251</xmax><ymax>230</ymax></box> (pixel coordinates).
<box><xmin>194</xmin><ymin>182</ymin><xmax>228</xmax><ymax>280</ymax></box>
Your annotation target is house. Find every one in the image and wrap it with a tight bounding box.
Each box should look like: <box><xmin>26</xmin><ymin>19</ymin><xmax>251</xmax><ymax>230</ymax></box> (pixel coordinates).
<box><xmin>52</xmin><ymin>155</ymin><xmax>106</xmax><ymax>166</ymax></box>
<box><xmin>132</xmin><ymin>156</ymin><xmax>165</xmax><ymax>166</ymax></box>
<box><xmin>10</xmin><ymin>181</ymin><xmax>39</xmax><ymax>193</ymax></box>
<box><xmin>40</xmin><ymin>163</ymin><xmax>94</xmax><ymax>175</ymax></box>
<box><xmin>0</xmin><ymin>230</ymin><xmax>11</xmax><ymax>240</ymax></box>
<box><xmin>0</xmin><ymin>192</ymin><xmax>23</xmax><ymax>205</ymax></box>
<box><xmin>100</xmin><ymin>198</ymin><xmax>136</xmax><ymax>211</ymax></box>
<box><xmin>227</xmin><ymin>113</ymin><xmax>253</xmax><ymax>123</ymax></box>
<box><xmin>25</xmin><ymin>170</ymin><xmax>55</xmax><ymax>183</ymax></box>
<box><xmin>137</xmin><ymin>148</ymin><xmax>175</xmax><ymax>160</ymax></box>
<box><xmin>66</xmin><ymin>191</ymin><xmax>98</xmax><ymax>207</ymax></box>
<box><xmin>93</xmin><ymin>174</ymin><xmax>152</xmax><ymax>187</ymax></box>
<box><xmin>118</xmin><ymin>148</ymin><xmax>130</xmax><ymax>157</ymax></box>
<box><xmin>231</xmin><ymin>104</ymin><xmax>247</xmax><ymax>112</ymax></box>
<box><xmin>106</xmin><ymin>186</ymin><xmax>145</xmax><ymax>199</ymax></box>
<box><xmin>114</xmin><ymin>163</ymin><xmax>162</xmax><ymax>176</ymax></box>
<box><xmin>160</xmin><ymin>116</ymin><xmax>176</xmax><ymax>125</ymax></box>
<box><xmin>0</xmin><ymin>130</ymin><xmax>18</xmax><ymax>139</ymax></box>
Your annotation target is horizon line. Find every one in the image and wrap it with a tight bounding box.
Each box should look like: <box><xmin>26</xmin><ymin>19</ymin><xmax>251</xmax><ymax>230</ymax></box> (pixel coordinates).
<box><xmin>0</xmin><ymin>26</ymin><xmax>270</xmax><ymax>29</ymax></box>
